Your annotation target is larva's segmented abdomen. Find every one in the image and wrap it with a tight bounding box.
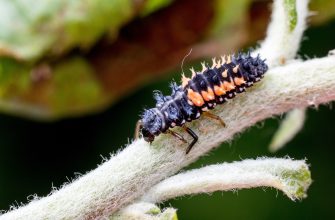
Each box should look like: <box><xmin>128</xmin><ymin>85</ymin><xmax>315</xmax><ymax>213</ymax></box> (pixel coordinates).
<box><xmin>182</xmin><ymin>53</ymin><xmax>267</xmax><ymax>110</ymax></box>
<box><xmin>140</xmin><ymin>52</ymin><xmax>268</xmax><ymax>144</ymax></box>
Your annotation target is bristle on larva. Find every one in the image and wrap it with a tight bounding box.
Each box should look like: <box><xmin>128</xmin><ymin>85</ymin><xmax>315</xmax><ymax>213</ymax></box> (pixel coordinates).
<box><xmin>182</xmin><ymin>53</ymin><xmax>267</xmax><ymax>107</ymax></box>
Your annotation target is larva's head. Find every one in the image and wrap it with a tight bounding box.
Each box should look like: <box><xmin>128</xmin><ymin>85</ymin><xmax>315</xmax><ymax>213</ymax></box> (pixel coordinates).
<box><xmin>141</xmin><ymin>108</ymin><xmax>164</xmax><ymax>143</ymax></box>
<box><xmin>240</xmin><ymin>54</ymin><xmax>268</xmax><ymax>82</ymax></box>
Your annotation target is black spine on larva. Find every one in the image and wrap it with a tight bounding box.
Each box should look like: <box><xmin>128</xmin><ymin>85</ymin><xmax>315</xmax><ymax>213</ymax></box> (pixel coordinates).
<box><xmin>140</xmin><ymin>53</ymin><xmax>268</xmax><ymax>143</ymax></box>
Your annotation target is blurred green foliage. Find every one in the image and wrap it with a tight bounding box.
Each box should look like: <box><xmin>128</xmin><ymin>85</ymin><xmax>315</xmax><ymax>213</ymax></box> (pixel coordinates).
<box><xmin>0</xmin><ymin>57</ymin><xmax>108</xmax><ymax>119</ymax></box>
<box><xmin>210</xmin><ymin>0</ymin><xmax>249</xmax><ymax>36</ymax></box>
<box><xmin>0</xmin><ymin>58</ymin><xmax>31</xmax><ymax>97</ymax></box>
<box><xmin>0</xmin><ymin>0</ymin><xmax>186</xmax><ymax>120</ymax></box>
<box><xmin>310</xmin><ymin>0</ymin><xmax>335</xmax><ymax>24</ymax></box>
<box><xmin>140</xmin><ymin>0</ymin><xmax>173</xmax><ymax>16</ymax></box>
<box><xmin>50</xmin><ymin>58</ymin><xmax>107</xmax><ymax>117</ymax></box>
<box><xmin>0</xmin><ymin>0</ymin><xmax>135</xmax><ymax>60</ymax></box>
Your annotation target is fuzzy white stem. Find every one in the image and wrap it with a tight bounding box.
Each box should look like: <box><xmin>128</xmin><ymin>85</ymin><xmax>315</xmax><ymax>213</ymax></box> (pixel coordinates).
<box><xmin>110</xmin><ymin>202</ymin><xmax>177</xmax><ymax>220</ymax></box>
<box><xmin>258</xmin><ymin>0</ymin><xmax>310</xmax><ymax>152</ymax></box>
<box><xmin>255</xmin><ymin>0</ymin><xmax>309</xmax><ymax>67</ymax></box>
<box><xmin>141</xmin><ymin>158</ymin><xmax>311</xmax><ymax>203</ymax></box>
<box><xmin>2</xmin><ymin>55</ymin><xmax>334</xmax><ymax>220</ymax></box>
<box><xmin>112</xmin><ymin>158</ymin><xmax>310</xmax><ymax>218</ymax></box>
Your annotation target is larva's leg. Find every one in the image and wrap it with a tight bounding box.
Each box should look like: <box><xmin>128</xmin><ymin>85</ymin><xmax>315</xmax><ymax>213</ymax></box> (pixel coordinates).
<box><xmin>167</xmin><ymin>130</ymin><xmax>187</xmax><ymax>144</ymax></box>
<box><xmin>134</xmin><ymin>120</ymin><xmax>143</xmax><ymax>140</ymax></box>
<box><xmin>203</xmin><ymin>112</ymin><xmax>226</xmax><ymax>127</ymax></box>
<box><xmin>183</xmin><ymin>126</ymin><xmax>198</xmax><ymax>154</ymax></box>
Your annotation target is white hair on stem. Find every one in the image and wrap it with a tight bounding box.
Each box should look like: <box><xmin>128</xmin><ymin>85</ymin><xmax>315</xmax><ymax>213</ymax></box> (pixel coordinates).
<box><xmin>111</xmin><ymin>158</ymin><xmax>311</xmax><ymax>219</ymax></box>
<box><xmin>111</xmin><ymin>202</ymin><xmax>177</xmax><ymax>220</ymax></box>
<box><xmin>253</xmin><ymin>0</ymin><xmax>310</xmax><ymax>151</ymax></box>
<box><xmin>255</xmin><ymin>0</ymin><xmax>310</xmax><ymax>67</ymax></box>
<box><xmin>140</xmin><ymin>158</ymin><xmax>311</xmax><ymax>203</ymax></box>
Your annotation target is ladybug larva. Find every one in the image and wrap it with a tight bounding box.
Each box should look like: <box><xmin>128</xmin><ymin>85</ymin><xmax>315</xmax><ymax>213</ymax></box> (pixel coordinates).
<box><xmin>136</xmin><ymin>52</ymin><xmax>268</xmax><ymax>154</ymax></box>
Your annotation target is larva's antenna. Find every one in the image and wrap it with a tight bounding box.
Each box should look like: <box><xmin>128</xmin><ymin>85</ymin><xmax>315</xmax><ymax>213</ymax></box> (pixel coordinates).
<box><xmin>181</xmin><ymin>48</ymin><xmax>193</xmax><ymax>75</ymax></box>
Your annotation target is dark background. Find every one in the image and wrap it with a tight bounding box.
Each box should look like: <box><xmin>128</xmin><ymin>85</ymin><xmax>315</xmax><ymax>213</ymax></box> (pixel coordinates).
<box><xmin>1</xmin><ymin>18</ymin><xmax>335</xmax><ymax>220</ymax></box>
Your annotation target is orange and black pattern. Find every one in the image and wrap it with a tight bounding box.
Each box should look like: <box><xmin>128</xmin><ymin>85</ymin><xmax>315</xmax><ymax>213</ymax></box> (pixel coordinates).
<box><xmin>140</xmin><ymin>52</ymin><xmax>268</xmax><ymax>152</ymax></box>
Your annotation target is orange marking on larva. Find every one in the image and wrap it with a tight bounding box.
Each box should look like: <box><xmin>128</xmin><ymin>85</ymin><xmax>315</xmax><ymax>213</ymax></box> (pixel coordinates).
<box><xmin>187</xmin><ymin>89</ymin><xmax>204</xmax><ymax>107</ymax></box>
<box><xmin>222</xmin><ymin>69</ymin><xmax>228</xmax><ymax>78</ymax></box>
<box><xmin>222</xmin><ymin>81</ymin><xmax>235</xmax><ymax>91</ymax></box>
<box><xmin>214</xmin><ymin>85</ymin><xmax>226</xmax><ymax>96</ymax></box>
<box><xmin>181</xmin><ymin>74</ymin><xmax>190</xmax><ymax>88</ymax></box>
<box><xmin>201</xmin><ymin>88</ymin><xmax>215</xmax><ymax>101</ymax></box>
<box><xmin>234</xmin><ymin>77</ymin><xmax>246</xmax><ymax>86</ymax></box>
<box><xmin>233</xmin><ymin>65</ymin><xmax>239</xmax><ymax>73</ymax></box>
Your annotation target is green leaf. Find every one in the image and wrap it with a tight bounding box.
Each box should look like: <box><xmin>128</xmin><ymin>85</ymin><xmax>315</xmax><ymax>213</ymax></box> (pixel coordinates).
<box><xmin>0</xmin><ymin>57</ymin><xmax>108</xmax><ymax>119</ymax></box>
<box><xmin>284</xmin><ymin>0</ymin><xmax>298</xmax><ymax>32</ymax></box>
<box><xmin>280</xmin><ymin>165</ymin><xmax>312</xmax><ymax>200</ymax></box>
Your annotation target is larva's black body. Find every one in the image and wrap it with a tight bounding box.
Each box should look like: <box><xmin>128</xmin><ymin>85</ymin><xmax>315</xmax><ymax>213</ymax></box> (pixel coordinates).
<box><xmin>140</xmin><ymin>53</ymin><xmax>268</xmax><ymax>153</ymax></box>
